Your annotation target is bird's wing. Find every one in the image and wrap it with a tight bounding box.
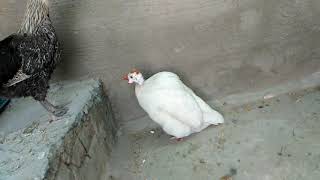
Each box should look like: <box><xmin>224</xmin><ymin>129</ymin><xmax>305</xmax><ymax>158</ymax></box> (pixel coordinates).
<box><xmin>5</xmin><ymin>30</ymin><xmax>59</xmax><ymax>87</ymax></box>
<box><xmin>181</xmin><ymin>83</ymin><xmax>224</xmax><ymax>125</ymax></box>
<box><xmin>181</xmin><ymin>83</ymin><xmax>213</xmax><ymax>112</ymax></box>
<box><xmin>3</xmin><ymin>69</ymin><xmax>30</xmax><ymax>87</ymax></box>
<box><xmin>141</xmin><ymin>79</ymin><xmax>203</xmax><ymax>129</ymax></box>
<box><xmin>0</xmin><ymin>34</ymin><xmax>25</xmax><ymax>87</ymax></box>
<box><xmin>0</xmin><ymin>35</ymin><xmax>36</xmax><ymax>87</ymax></box>
<box><xmin>19</xmin><ymin>23</ymin><xmax>60</xmax><ymax>75</ymax></box>
<box><xmin>19</xmin><ymin>35</ymin><xmax>50</xmax><ymax>74</ymax></box>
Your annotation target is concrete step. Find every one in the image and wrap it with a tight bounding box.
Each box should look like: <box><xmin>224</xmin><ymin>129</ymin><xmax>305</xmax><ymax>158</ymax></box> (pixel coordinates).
<box><xmin>0</xmin><ymin>79</ymin><xmax>118</xmax><ymax>180</ymax></box>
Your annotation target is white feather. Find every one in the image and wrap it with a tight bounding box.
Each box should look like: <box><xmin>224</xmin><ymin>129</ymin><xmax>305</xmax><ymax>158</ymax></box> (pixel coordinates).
<box><xmin>133</xmin><ymin>71</ymin><xmax>224</xmax><ymax>138</ymax></box>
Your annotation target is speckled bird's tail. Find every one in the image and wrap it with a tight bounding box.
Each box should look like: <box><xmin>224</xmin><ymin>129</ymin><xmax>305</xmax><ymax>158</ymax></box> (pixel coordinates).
<box><xmin>0</xmin><ymin>35</ymin><xmax>21</xmax><ymax>85</ymax></box>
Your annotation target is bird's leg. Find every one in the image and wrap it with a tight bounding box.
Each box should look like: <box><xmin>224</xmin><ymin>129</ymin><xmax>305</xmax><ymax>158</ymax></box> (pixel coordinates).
<box><xmin>170</xmin><ymin>137</ymin><xmax>184</xmax><ymax>142</ymax></box>
<box><xmin>176</xmin><ymin>138</ymin><xmax>183</xmax><ymax>142</ymax></box>
<box><xmin>40</xmin><ymin>99</ymin><xmax>68</xmax><ymax>122</ymax></box>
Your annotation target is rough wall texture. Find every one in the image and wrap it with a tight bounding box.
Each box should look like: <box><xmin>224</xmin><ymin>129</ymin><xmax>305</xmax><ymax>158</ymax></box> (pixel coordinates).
<box><xmin>45</xmin><ymin>83</ymin><xmax>117</xmax><ymax>180</ymax></box>
<box><xmin>0</xmin><ymin>0</ymin><xmax>320</xmax><ymax>122</ymax></box>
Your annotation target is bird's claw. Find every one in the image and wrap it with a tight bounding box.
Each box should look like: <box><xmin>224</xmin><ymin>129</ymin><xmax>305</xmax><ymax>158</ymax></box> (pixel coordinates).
<box><xmin>48</xmin><ymin>106</ymin><xmax>68</xmax><ymax>123</ymax></box>
<box><xmin>170</xmin><ymin>137</ymin><xmax>184</xmax><ymax>142</ymax></box>
<box><xmin>40</xmin><ymin>100</ymin><xmax>70</xmax><ymax>119</ymax></box>
<box><xmin>55</xmin><ymin>101</ymin><xmax>71</xmax><ymax>109</ymax></box>
<box><xmin>52</xmin><ymin>106</ymin><xmax>68</xmax><ymax>117</ymax></box>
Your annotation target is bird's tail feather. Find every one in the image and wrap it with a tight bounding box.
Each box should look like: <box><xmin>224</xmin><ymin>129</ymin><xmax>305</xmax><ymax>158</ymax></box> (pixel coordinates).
<box><xmin>203</xmin><ymin>110</ymin><xmax>224</xmax><ymax>125</ymax></box>
<box><xmin>0</xmin><ymin>35</ymin><xmax>21</xmax><ymax>85</ymax></box>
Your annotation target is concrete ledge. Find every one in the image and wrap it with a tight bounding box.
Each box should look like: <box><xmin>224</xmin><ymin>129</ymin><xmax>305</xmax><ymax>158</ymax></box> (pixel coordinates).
<box><xmin>0</xmin><ymin>79</ymin><xmax>118</xmax><ymax>180</ymax></box>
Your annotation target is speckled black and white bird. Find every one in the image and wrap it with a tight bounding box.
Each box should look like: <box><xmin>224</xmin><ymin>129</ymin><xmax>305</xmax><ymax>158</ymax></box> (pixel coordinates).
<box><xmin>0</xmin><ymin>0</ymin><xmax>67</xmax><ymax>121</ymax></box>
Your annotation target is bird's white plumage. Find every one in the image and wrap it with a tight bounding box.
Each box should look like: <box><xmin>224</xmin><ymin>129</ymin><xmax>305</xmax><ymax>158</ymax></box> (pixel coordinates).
<box><xmin>133</xmin><ymin>71</ymin><xmax>224</xmax><ymax>138</ymax></box>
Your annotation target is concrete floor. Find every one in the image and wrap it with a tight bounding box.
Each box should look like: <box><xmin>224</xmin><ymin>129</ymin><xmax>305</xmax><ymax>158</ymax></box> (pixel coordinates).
<box><xmin>107</xmin><ymin>87</ymin><xmax>320</xmax><ymax>180</ymax></box>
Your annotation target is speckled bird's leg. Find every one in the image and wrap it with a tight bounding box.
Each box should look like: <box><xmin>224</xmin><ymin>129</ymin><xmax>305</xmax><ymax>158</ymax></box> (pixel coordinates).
<box><xmin>40</xmin><ymin>99</ymin><xmax>68</xmax><ymax>122</ymax></box>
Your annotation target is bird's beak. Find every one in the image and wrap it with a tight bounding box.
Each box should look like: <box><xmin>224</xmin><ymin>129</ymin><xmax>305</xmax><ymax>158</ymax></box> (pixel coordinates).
<box><xmin>122</xmin><ymin>75</ymin><xmax>129</xmax><ymax>81</ymax></box>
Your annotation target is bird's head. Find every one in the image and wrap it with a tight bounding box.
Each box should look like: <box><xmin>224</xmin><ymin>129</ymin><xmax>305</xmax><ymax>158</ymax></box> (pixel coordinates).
<box><xmin>123</xmin><ymin>69</ymin><xmax>144</xmax><ymax>85</ymax></box>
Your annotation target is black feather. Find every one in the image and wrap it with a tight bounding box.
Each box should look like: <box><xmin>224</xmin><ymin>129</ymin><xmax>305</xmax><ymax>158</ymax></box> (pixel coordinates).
<box><xmin>0</xmin><ymin>35</ymin><xmax>21</xmax><ymax>85</ymax></box>
<box><xmin>0</xmin><ymin>18</ymin><xmax>61</xmax><ymax>101</ymax></box>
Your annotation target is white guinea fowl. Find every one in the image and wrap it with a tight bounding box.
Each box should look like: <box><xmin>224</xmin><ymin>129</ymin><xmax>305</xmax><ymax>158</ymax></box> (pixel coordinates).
<box><xmin>123</xmin><ymin>69</ymin><xmax>224</xmax><ymax>141</ymax></box>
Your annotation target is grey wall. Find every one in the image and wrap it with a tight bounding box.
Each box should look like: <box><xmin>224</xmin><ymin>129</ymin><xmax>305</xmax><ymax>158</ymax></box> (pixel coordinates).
<box><xmin>1</xmin><ymin>0</ymin><xmax>320</xmax><ymax>122</ymax></box>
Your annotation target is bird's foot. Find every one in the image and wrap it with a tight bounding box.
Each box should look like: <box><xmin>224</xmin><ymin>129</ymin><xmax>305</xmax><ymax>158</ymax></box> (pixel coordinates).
<box><xmin>40</xmin><ymin>100</ymin><xmax>69</xmax><ymax>122</ymax></box>
<box><xmin>48</xmin><ymin>114</ymin><xmax>64</xmax><ymax>123</ymax></box>
<box><xmin>54</xmin><ymin>101</ymin><xmax>71</xmax><ymax>110</ymax></box>
<box><xmin>52</xmin><ymin>105</ymin><xmax>68</xmax><ymax>117</ymax></box>
<box><xmin>48</xmin><ymin>105</ymin><xmax>69</xmax><ymax>123</ymax></box>
<box><xmin>170</xmin><ymin>137</ymin><xmax>184</xmax><ymax>142</ymax></box>
<box><xmin>176</xmin><ymin>138</ymin><xmax>183</xmax><ymax>141</ymax></box>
